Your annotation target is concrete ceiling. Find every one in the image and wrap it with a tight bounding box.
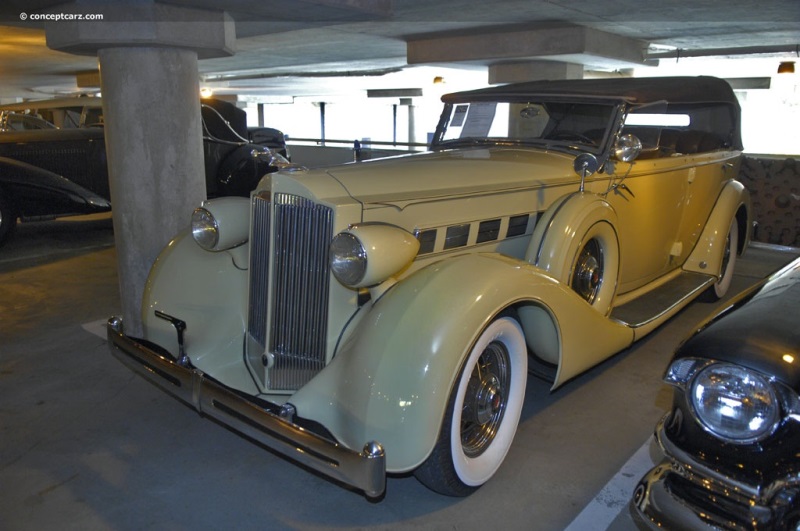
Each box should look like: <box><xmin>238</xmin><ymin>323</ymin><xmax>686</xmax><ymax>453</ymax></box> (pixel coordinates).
<box><xmin>0</xmin><ymin>0</ymin><xmax>798</xmax><ymax>101</ymax></box>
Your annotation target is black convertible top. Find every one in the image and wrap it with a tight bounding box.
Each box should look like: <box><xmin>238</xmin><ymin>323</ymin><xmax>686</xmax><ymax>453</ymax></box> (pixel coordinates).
<box><xmin>440</xmin><ymin>76</ymin><xmax>743</xmax><ymax>151</ymax></box>
<box><xmin>443</xmin><ymin>76</ymin><xmax>739</xmax><ymax>107</ymax></box>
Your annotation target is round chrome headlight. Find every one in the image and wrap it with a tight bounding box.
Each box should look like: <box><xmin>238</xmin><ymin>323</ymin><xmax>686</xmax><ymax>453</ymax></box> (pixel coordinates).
<box><xmin>330</xmin><ymin>232</ymin><xmax>367</xmax><ymax>287</ymax></box>
<box><xmin>192</xmin><ymin>207</ymin><xmax>219</xmax><ymax>250</ymax></box>
<box><xmin>190</xmin><ymin>197</ymin><xmax>250</xmax><ymax>251</ymax></box>
<box><xmin>690</xmin><ymin>363</ymin><xmax>779</xmax><ymax>443</ymax></box>
<box><xmin>329</xmin><ymin>224</ymin><xmax>420</xmax><ymax>289</ymax></box>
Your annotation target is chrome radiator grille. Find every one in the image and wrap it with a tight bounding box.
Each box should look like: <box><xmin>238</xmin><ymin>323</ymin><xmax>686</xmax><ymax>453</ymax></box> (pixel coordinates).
<box><xmin>248</xmin><ymin>192</ymin><xmax>334</xmax><ymax>390</ymax></box>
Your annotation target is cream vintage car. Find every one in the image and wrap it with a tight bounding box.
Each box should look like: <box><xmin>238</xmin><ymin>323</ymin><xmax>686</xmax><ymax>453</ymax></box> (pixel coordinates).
<box><xmin>108</xmin><ymin>76</ymin><xmax>751</xmax><ymax>499</ymax></box>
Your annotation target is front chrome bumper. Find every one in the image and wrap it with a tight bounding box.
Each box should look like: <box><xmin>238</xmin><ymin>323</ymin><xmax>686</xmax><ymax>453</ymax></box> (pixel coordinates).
<box><xmin>632</xmin><ymin>413</ymin><xmax>798</xmax><ymax>530</ymax></box>
<box><xmin>106</xmin><ymin>316</ymin><xmax>386</xmax><ymax>498</ymax></box>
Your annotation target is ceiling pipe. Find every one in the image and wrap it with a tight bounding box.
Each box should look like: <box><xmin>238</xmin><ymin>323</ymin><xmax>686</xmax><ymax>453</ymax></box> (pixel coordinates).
<box><xmin>647</xmin><ymin>44</ymin><xmax>800</xmax><ymax>60</ymax></box>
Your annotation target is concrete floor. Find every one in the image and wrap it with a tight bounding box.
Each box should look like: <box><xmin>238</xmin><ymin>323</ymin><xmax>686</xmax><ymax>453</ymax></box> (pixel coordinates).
<box><xmin>1</xmin><ymin>214</ymin><xmax>798</xmax><ymax>531</ymax></box>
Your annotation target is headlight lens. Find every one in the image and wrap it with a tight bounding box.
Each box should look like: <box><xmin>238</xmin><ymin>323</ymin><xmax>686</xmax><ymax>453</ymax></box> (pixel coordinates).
<box><xmin>690</xmin><ymin>363</ymin><xmax>779</xmax><ymax>443</ymax></box>
<box><xmin>330</xmin><ymin>232</ymin><xmax>367</xmax><ymax>286</ymax></box>
<box><xmin>191</xmin><ymin>207</ymin><xmax>219</xmax><ymax>250</ymax></box>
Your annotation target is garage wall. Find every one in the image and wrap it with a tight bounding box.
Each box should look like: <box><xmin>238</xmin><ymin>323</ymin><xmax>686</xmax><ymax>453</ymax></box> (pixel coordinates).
<box><xmin>739</xmin><ymin>156</ymin><xmax>800</xmax><ymax>247</ymax></box>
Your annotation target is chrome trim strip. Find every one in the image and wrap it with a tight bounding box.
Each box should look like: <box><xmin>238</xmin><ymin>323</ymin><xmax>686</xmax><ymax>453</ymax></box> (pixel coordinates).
<box><xmin>248</xmin><ymin>192</ymin><xmax>271</xmax><ymax>349</ymax></box>
<box><xmin>655</xmin><ymin>412</ymin><xmax>761</xmax><ymax>500</ymax></box>
<box><xmin>107</xmin><ymin>316</ymin><xmax>386</xmax><ymax>498</ymax></box>
<box><xmin>635</xmin><ymin>413</ymin><xmax>800</xmax><ymax>529</ymax></box>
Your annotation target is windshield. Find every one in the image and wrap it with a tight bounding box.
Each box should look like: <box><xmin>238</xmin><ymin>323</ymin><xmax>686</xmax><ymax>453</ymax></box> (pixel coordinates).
<box><xmin>433</xmin><ymin>99</ymin><xmax>618</xmax><ymax>153</ymax></box>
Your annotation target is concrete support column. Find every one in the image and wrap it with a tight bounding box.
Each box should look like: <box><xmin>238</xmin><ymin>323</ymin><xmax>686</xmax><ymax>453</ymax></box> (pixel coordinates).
<box><xmin>46</xmin><ymin>1</ymin><xmax>235</xmax><ymax>335</ymax></box>
<box><xmin>99</xmin><ymin>47</ymin><xmax>205</xmax><ymax>335</ymax></box>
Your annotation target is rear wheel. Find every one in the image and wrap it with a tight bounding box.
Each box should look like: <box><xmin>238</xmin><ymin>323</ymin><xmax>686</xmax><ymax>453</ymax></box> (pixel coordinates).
<box><xmin>0</xmin><ymin>193</ymin><xmax>17</xmax><ymax>247</ymax></box>
<box><xmin>702</xmin><ymin>218</ymin><xmax>738</xmax><ymax>301</ymax></box>
<box><xmin>414</xmin><ymin>316</ymin><xmax>527</xmax><ymax>496</ymax></box>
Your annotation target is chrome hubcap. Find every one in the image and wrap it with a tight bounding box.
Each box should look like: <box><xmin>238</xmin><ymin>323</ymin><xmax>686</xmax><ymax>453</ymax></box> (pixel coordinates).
<box><xmin>462</xmin><ymin>341</ymin><xmax>510</xmax><ymax>457</ymax></box>
<box><xmin>572</xmin><ymin>239</ymin><xmax>604</xmax><ymax>304</ymax></box>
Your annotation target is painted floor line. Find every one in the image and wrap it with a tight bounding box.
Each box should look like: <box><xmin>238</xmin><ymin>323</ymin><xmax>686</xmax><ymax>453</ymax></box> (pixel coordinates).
<box><xmin>82</xmin><ymin>319</ymin><xmax>107</xmax><ymax>339</ymax></box>
<box><xmin>564</xmin><ymin>438</ymin><xmax>656</xmax><ymax>530</ymax></box>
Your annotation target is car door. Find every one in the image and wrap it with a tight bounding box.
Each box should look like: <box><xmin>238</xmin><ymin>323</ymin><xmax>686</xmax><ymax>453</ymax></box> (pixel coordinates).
<box><xmin>599</xmin><ymin>153</ymin><xmax>691</xmax><ymax>294</ymax></box>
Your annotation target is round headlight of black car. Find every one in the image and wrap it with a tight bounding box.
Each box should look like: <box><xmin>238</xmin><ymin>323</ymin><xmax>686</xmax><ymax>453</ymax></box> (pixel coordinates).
<box><xmin>330</xmin><ymin>232</ymin><xmax>367</xmax><ymax>287</ymax></box>
<box><xmin>192</xmin><ymin>207</ymin><xmax>219</xmax><ymax>250</ymax></box>
<box><xmin>690</xmin><ymin>363</ymin><xmax>780</xmax><ymax>443</ymax></box>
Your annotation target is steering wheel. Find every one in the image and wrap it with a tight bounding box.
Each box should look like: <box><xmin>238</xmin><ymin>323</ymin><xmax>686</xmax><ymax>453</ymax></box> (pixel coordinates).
<box><xmin>548</xmin><ymin>131</ymin><xmax>595</xmax><ymax>144</ymax></box>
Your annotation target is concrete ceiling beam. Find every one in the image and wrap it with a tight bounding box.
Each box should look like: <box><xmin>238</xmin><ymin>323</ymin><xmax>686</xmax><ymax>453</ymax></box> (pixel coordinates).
<box><xmin>44</xmin><ymin>0</ymin><xmax>236</xmax><ymax>59</ymax></box>
<box><xmin>407</xmin><ymin>25</ymin><xmax>651</xmax><ymax>70</ymax></box>
<box><xmin>489</xmin><ymin>60</ymin><xmax>584</xmax><ymax>84</ymax></box>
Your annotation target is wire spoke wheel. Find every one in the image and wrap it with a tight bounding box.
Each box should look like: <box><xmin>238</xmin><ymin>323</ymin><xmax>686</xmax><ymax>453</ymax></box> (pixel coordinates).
<box><xmin>460</xmin><ymin>340</ymin><xmax>510</xmax><ymax>457</ymax></box>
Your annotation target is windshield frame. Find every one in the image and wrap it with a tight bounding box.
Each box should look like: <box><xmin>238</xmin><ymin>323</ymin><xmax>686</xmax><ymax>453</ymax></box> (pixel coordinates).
<box><xmin>430</xmin><ymin>95</ymin><xmax>627</xmax><ymax>156</ymax></box>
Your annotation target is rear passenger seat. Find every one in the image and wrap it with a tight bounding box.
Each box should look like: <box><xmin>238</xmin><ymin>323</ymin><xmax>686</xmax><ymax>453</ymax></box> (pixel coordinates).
<box><xmin>671</xmin><ymin>129</ymin><xmax>724</xmax><ymax>154</ymax></box>
<box><xmin>621</xmin><ymin>127</ymin><xmax>725</xmax><ymax>157</ymax></box>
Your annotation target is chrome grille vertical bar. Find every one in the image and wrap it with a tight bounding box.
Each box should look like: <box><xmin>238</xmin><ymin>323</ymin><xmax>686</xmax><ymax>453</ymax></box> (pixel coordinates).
<box><xmin>269</xmin><ymin>193</ymin><xmax>333</xmax><ymax>390</ymax></box>
<box><xmin>248</xmin><ymin>192</ymin><xmax>271</xmax><ymax>350</ymax></box>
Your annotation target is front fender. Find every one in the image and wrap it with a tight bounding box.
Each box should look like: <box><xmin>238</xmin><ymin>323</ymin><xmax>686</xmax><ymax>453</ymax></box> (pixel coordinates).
<box><xmin>215</xmin><ymin>144</ymin><xmax>275</xmax><ymax>198</ymax></box>
<box><xmin>290</xmin><ymin>253</ymin><xmax>633</xmax><ymax>472</ymax></box>
<box><xmin>0</xmin><ymin>156</ymin><xmax>111</xmax><ymax>214</ymax></box>
<box><xmin>141</xmin><ymin>230</ymin><xmax>254</xmax><ymax>392</ymax></box>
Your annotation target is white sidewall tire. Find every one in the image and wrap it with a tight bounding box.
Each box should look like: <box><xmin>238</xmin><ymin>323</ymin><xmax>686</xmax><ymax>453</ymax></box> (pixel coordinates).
<box><xmin>713</xmin><ymin>219</ymin><xmax>738</xmax><ymax>299</ymax></box>
<box><xmin>450</xmin><ymin>317</ymin><xmax>527</xmax><ymax>487</ymax></box>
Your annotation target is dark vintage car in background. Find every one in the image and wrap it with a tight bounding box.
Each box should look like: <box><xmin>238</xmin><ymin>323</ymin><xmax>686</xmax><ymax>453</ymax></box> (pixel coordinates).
<box><xmin>633</xmin><ymin>257</ymin><xmax>800</xmax><ymax>530</ymax></box>
<box><xmin>0</xmin><ymin>97</ymin><xmax>288</xmax><ymax>246</ymax></box>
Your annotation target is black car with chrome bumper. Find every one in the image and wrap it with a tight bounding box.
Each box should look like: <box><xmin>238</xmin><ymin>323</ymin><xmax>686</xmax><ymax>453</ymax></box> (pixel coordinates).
<box><xmin>633</xmin><ymin>257</ymin><xmax>800</xmax><ymax>530</ymax></box>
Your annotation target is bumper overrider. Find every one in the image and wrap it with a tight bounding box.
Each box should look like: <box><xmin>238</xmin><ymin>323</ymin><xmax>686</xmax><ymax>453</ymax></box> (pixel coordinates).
<box><xmin>106</xmin><ymin>316</ymin><xmax>387</xmax><ymax>498</ymax></box>
<box><xmin>633</xmin><ymin>412</ymin><xmax>800</xmax><ymax>529</ymax></box>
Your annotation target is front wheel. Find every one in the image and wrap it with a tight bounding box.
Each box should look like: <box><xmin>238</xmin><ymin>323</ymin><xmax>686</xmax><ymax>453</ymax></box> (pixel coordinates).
<box><xmin>414</xmin><ymin>316</ymin><xmax>528</xmax><ymax>496</ymax></box>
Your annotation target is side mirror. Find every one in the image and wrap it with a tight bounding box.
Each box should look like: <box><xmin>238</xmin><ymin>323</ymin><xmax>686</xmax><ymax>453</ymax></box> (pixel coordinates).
<box><xmin>573</xmin><ymin>152</ymin><xmax>599</xmax><ymax>178</ymax></box>
<box><xmin>614</xmin><ymin>134</ymin><xmax>642</xmax><ymax>162</ymax></box>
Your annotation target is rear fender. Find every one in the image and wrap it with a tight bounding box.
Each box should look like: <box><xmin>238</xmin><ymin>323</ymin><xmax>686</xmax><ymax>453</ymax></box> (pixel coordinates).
<box><xmin>525</xmin><ymin>191</ymin><xmax>620</xmax><ymax>314</ymax></box>
<box><xmin>0</xmin><ymin>156</ymin><xmax>111</xmax><ymax>213</ymax></box>
<box><xmin>290</xmin><ymin>253</ymin><xmax>633</xmax><ymax>472</ymax></box>
<box><xmin>526</xmin><ymin>191</ymin><xmax>618</xmax><ymax>276</ymax></box>
<box><xmin>684</xmin><ymin>180</ymin><xmax>751</xmax><ymax>276</ymax></box>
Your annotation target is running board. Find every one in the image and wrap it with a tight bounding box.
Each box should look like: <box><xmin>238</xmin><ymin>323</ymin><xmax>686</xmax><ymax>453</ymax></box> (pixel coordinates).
<box><xmin>610</xmin><ymin>271</ymin><xmax>716</xmax><ymax>332</ymax></box>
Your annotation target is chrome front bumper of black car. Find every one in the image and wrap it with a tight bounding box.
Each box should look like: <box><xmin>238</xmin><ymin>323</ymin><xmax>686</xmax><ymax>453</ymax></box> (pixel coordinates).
<box><xmin>106</xmin><ymin>316</ymin><xmax>386</xmax><ymax>499</ymax></box>
<box><xmin>632</xmin><ymin>413</ymin><xmax>799</xmax><ymax>530</ymax></box>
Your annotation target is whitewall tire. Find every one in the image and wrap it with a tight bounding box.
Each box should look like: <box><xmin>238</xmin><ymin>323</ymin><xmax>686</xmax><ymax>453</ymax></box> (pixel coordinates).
<box><xmin>414</xmin><ymin>316</ymin><xmax>528</xmax><ymax>496</ymax></box>
<box><xmin>703</xmin><ymin>218</ymin><xmax>738</xmax><ymax>301</ymax></box>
